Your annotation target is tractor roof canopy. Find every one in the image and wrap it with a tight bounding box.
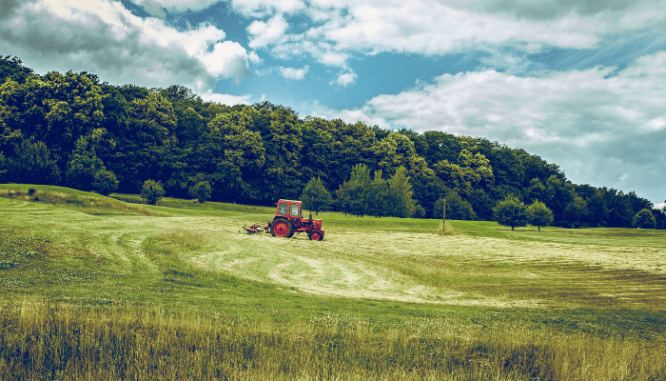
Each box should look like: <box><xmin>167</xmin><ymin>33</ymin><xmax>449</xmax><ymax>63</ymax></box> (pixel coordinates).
<box><xmin>276</xmin><ymin>200</ymin><xmax>301</xmax><ymax>217</ymax></box>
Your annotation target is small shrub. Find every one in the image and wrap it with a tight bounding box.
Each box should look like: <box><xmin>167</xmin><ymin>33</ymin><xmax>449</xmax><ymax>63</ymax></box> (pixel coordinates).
<box><xmin>437</xmin><ymin>221</ymin><xmax>455</xmax><ymax>235</ymax></box>
<box><xmin>141</xmin><ymin>180</ymin><xmax>165</xmax><ymax>205</ymax></box>
<box><xmin>27</xmin><ymin>188</ymin><xmax>36</xmax><ymax>196</ymax></box>
<box><xmin>92</xmin><ymin>169</ymin><xmax>119</xmax><ymax>196</ymax></box>
<box><xmin>411</xmin><ymin>204</ymin><xmax>426</xmax><ymax>219</ymax></box>
<box><xmin>188</xmin><ymin>181</ymin><xmax>212</xmax><ymax>203</ymax></box>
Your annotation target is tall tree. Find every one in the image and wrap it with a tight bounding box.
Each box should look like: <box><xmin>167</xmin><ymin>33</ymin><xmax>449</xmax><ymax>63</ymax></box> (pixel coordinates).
<box><xmin>196</xmin><ymin>110</ymin><xmax>265</xmax><ymax>201</ymax></box>
<box><xmin>562</xmin><ymin>197</ymin><xmax>588</xmax><ymax>228</ymax></box>
<box><xmin>300</xmin><ymin>118</ymin><xmax>335</xmax><ymax>185</ymax></box>
<box><xmin>112</xmin><ymin>93</ymin><xmax>178</xmax><ymax>190</ymax></box>
<box><xmin>258</xmin><ymin>107</ymin><xmax>303</xmax><ymax>201</ymax></box>
<box><xmin>367</xmin><ymin>170</ymin><xmax>389</xmax><ymax>217</ymax></box>
<box><xmin>301</xmin><ymin>177</ymin><xmax>333</xmax><ymax>215</ymax></box>
<box><xmin>65</xmin><ymin>135</ymin><xmax>106</xmax><ymax>191</ymax></box>
<box><xmin>387</xmin><ymin>166</ymin><xmax>415</xmax><ymax>218</ymax></box>
<box><xmin>0</xmin><ymin>152</ymin><xmax>6</xmax><ymax>182</ymax></box>
<box><xmin>337</xmin><ymin>164</ymin><xmax>372</xmax><ymax>217</ymax></box>
<box><xmin>468</xmin><ymin>189</ymin><xmax>495</xmax><ymax>221</ymax></box>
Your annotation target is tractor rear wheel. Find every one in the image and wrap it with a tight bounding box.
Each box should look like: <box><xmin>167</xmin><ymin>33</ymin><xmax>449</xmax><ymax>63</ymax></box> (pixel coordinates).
<box><xmin>308</xmin><ymin>231</ymin><xmax>323</xmax><ymax>241</ymax></box>
<box><xmin>271</xmin><ymin>218</ymin><xmax>292</xmax><ymax>238</ymax></box>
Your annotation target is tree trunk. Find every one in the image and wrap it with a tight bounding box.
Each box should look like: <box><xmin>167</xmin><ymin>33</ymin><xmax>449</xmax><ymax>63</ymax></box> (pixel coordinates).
<box><xmin>538</xmin><ymin>225</ymin><xmax>540</xmax><ymax>232</ymax></box>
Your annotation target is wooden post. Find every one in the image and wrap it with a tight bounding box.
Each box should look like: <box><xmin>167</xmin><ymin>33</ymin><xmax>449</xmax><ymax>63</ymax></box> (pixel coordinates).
<box><xmin>442</xmin><ymin>199</ymin><xmax>446</xmax><ymax>232</ymax></box>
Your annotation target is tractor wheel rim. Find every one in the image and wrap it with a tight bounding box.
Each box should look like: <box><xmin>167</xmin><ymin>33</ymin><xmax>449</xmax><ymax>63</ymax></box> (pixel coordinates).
<box><xmin>311</xmin><ymin>232</ymin><xmax>320</xmax><ymax>241</ymax></box>
<box><xmin>274</xmin><ymin>221</ymin><xmax>289</xmax><ymax>237</ymax></box>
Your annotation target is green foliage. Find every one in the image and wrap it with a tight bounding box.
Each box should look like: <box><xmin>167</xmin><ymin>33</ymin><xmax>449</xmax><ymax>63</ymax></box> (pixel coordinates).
<box><xmin>545</xmin><ymin>175</ymin><xmax>575</xmax><ymax>217</ymax></box>
<box><xmin>526</xmin><ymin>200</ymin><xmax>553</xmax><ymax>231</ymax></box>
<box><xmin>0</xmin><ymin>152</ymin><xmax>6</xmax><ymax>182</ymax></box>
<box><xmin>336</xmin><ymin>164</ymin><xmax>371</xmax><ymax>217</ymax></box>
<box><xmin>433</xmin><ymin>191</ymin><xmax>477</xmax><ymax>221</ymax></box>
<box><xmin>632</xmin><ymin>208</ymin><xmax>656</xmax><ymax>229</ymax></box>
<box><xmin>0</xmin><ymin>57</ymin><xmax>660</xmax><ymax>230</ymax></box>
<box><xmin>493</xmin><ymin>195</ymin><xmax>528</xmax><ymax>231</ymax></box>
<box><xmin>411</xmin><ymin>204</ymin><xmax>426</xmax><ymax>219</ymax></box>
<box><xmin>387</xmin><ymin>166</ymin><xmax>415</xmax><ymax>218</ymax></box>
<box><xmin>562</xmin><ymin>197</ymin><xmax>588</xmax><ymax>228</ymax></box>
<box><xmin>66</xmin><ymin>135</ymin><xmax>105</xmax><ymax>190</ymax></box>
<box><xmin>5</xmin><ymin>140</ymin><xmax>60</xmax><ymax>184</ymax></box>
<box><xmin>141</xmin><ymin>179</ymin><xmax>165</xmax><ymax>205</ymax></box>
<box><xmin>467</xmin><ymin>189</ymin><xmax>494</xmax><ymax>221</ymax></box>
<box><xmin>92</xmin><ymin>169</ymin><xmax>119</xmax><ymax>196</ymax></box>
<box><xmin>367</xmin><ymin>170</ymin><xmax>389</xmax><ymax>217</ymax></box>
<box><xmin>526</xmin><ymin>178</ymin><xmax>547</xmax><ymax>204</ymax></box>
<box><xmin>301</xmin><ymin>176</ymin><xmax>332</xmax><ymax>215</ymax></box>
<box><xmin>188</xmin><ymin>181</ymin><xmax>212</xmax><ymax>203</ymax></box>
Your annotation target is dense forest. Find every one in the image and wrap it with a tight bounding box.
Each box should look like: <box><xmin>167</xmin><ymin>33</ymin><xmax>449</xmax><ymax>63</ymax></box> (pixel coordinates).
<box><xmin>1</xmin><ymin>55</ymin><xmax>664</xmax><ymax>228</ymax></box>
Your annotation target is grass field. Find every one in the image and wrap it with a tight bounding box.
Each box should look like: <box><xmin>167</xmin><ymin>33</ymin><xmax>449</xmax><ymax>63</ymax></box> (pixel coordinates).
<box><xmin>1</xmin><ymin>184</ymin><xmax>665</xmax><ymax>380</ymax></box>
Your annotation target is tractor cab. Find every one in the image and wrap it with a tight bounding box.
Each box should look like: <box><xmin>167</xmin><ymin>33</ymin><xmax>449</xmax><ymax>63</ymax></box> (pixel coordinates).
<box><xmin>270</xmin><ymin>199</ymin><xmax>324</xmax><ymax>240</ymax></box>
<box><xmin>276</xmin><ymin>200</ymin><xmax>302</xmax><ymax>219</ymax></box>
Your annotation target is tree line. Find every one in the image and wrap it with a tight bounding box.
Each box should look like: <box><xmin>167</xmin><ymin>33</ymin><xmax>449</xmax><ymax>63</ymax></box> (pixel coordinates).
<box><xmin>1</xmin><ymin>55</ymin><xmax>664</xmax><ymax>228</ymax></box>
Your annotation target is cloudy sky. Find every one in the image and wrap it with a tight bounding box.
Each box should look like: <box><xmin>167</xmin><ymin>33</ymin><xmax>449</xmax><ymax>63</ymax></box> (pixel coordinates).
<box><xmin>1</xmin><ymin>0</ymin><xmax>665</xmax><ymax>206</ymax></box>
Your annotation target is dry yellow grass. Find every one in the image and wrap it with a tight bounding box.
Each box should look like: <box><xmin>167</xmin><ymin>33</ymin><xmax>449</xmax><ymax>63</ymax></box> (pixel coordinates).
<box><xmin>1</xmin><ymin>299</ymin><xmax>664</xmax><ymax>381</ymax></box>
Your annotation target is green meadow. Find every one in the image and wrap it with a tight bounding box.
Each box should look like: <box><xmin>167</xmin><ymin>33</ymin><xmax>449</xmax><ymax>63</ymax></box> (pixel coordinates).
<box><xmin>1</xmin><ymin>184</ymin><xmax>665</xmax><ymax>380</ymax></box>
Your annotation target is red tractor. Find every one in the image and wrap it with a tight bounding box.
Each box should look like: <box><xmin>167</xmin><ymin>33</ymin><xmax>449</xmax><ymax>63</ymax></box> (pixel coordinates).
<box><xmin>270</xmin><ymin>199</ymin><xmax>325</xmax><ymax>241</ymax></box>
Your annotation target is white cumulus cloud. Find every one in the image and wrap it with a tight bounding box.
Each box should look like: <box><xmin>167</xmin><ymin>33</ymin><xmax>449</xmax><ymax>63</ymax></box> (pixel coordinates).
<box><xmin>200</xmin><ymin>90</ymin><xmax>252</xmax><ymax>105</ymax></box>
<box><xmin>279</xmin><ymin>65</ymin><xmax>309</xmax><ymax>80</ymax></box>
<box><xmin>236</xmin><ymin>0</ymin><xmax>666</xmax><ymax>86</ymax></box>
<box><xmin>247</xmin><ymin>14</ymin><xmax>290</xmax><ymax>49</ymax></box>
<box><xmin>231</xmin><ymin>0</ymin><xmax>306</xmax><ymax>17</ymax></box>
<box><xmin>330</xmin><ymin>70</ymin><xmax>357</xmax><ymax>86</ymax></box>
<box><xmin>318</xmin><ymin>50</ymin><xmax>666</xmax><ymax>203</ymax></box>
<box><xmin>0</xmin><ymin>0</ymin><xmax>254</xmax><ymax>93</ymax></box>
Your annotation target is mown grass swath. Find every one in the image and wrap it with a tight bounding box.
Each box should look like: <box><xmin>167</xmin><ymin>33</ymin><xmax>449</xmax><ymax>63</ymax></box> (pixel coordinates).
<box><xmin>1</xmin><ymin>185</ymin><xmax>665</xmax><ymax>380</ymax></box>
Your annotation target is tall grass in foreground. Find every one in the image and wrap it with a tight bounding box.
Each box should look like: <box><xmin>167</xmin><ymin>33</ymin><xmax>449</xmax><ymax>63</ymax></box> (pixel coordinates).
<box><xmin>1</xmin><ymin>300</ymin><xmax>664</xmax><ymax>381</ymax></box>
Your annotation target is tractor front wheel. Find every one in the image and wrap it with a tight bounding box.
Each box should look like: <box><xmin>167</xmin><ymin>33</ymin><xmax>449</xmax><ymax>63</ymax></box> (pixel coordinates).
<box><xmin>308</xmin><ymin>231</ymin><xmax>323</xmax><ymax>241</ymax></box>
<box><xmin>271</xmin><ymin>218</ymin><xmax>292</xmax><ymax>238</ymax></box>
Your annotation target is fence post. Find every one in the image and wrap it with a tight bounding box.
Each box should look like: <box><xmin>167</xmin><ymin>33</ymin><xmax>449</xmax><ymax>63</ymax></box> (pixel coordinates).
<box><xmin>442</xmin><ymin>199</ymin><xmax>446</xmax><ymax>231</ymax></box>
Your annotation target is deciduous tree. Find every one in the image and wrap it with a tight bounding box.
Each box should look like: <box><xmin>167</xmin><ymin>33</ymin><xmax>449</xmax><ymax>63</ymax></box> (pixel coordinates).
<box><xmin>433</xmin><ymin>191</ymin><xmax>477</xmax><ymax>220</ymax></box>
<box><xmin>92</xmin><ymin>169</ymin><xmax>119</xmax><ymax>196</ymax></box>
<box><xmin>301</xmin><ymin>177</ymin><xmax>333</xmax><ymax>215</ymax></box>
<box><xmin>336</xmin><ymin>164</ymin><xmax>371</xmax><ymax>217</ymax></box>
<box><xmin>632</xmin><ymin>208</ymin><xmax>656</xmax><ymax>229</ymax></box>
<box><xmin>526</xmin><ymin>201</ymin><xmax>553</xmax><ymax>231</ymax></box>
<box><xmin>66</xmin><ymin>136</ymin><xmax>105</xmax><ymax>190</ymax></box>
<box><xmin>6</xmin><ymin>140</ymin><xmax>60</xmax><ymax>184</ymax></box>
<box><xmin>493</xmin><ymin>195</ymin><xmax>528</xmax><ymax>231</ymax></box>
<box><xmin>189</xmin><ymin>181</ymin><xmax>212</xmax><ymax>203</ymax></box>
<box><xmin>387</xmin><ymin>166</ymin><xmax>415</xmax><ymax>218</ymax></box>
<box><xmin>367</xmin><ymin>170</ymin><xmax>389</xmax><ymax>217</ymax></box>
